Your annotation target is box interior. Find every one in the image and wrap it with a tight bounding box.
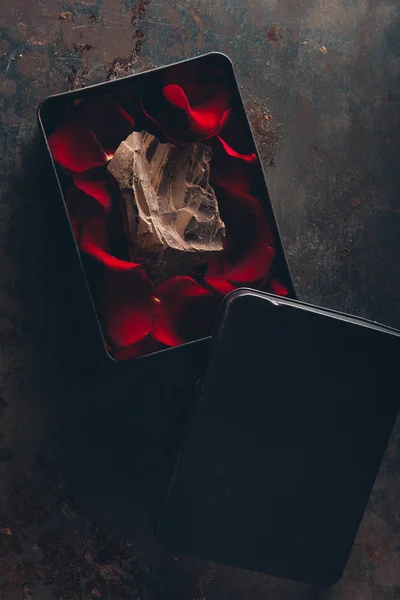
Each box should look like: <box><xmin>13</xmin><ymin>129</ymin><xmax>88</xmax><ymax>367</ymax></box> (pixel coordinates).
<box><xmin>40</xmin><ymin>54</ymin><xmax>292</xmax><ymax>361</ymax></box>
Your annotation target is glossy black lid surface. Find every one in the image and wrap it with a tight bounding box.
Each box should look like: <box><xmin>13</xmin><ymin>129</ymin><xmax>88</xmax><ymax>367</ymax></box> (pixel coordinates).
<box><xmin>158</xmin><ymin>290</ymin><xmax>400</xmax><ymax>585</ymax></box>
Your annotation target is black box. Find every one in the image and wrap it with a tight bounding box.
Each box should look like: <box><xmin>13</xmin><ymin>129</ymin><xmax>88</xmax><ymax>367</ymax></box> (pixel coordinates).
<box><xmin>38</xmin><ymin>53</ymin><xmax>294</xmax><ymax>363</ymax></box>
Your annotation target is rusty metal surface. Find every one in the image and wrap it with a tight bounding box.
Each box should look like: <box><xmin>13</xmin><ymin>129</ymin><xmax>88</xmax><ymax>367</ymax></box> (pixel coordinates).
<box><xmin>0</xmin><ymin>0</ymin><xmax>400</xmax><ymax>598</ymax></box>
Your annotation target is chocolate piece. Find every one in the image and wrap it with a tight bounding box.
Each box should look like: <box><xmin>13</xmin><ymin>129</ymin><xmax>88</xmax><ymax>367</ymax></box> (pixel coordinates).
<box><xmin>107</xmin><ymin>131</ymin><xmax>225</xmax><ymax>283</ymax></box>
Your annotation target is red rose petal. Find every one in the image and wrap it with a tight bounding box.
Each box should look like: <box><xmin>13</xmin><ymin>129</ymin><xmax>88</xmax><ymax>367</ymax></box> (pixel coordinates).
<box><xmin>66</xmin><ymin>186</ymin><xmax>105</xmax><ymax>253</ymax></box>
<box><xmin>207</xmin><ymin>189</ymin><xmax>276</xmax><ymax>284</ymax></box>
<box><xmin>111</xmin><ymin>335</ymin><xmax>165</xmax><ymax>361</ymax></box>
<box><xmin>218</xmin><ymin>108</ymin><xmax>232</xmax><ymax>131</ymax></box>
<box><xmin>74</xmin><ymin>171</ymin><xmax>114</xmax><ymax>212</ymax></box>
<box><xmin>163</xmin><ymin>84</ymin><xmax>231</xmax><ymax>136</ymax></box>
<box><xmin>48</xmin><ymin>94</ymin><xmax>135</xmax><ymax>172</ymax></box>
<box><xmin>204</xmin><ymin>276</ymin><xmax>236</xmax><ymax>296</ymax></box>
<box><xmin>141</xmin><ymin>101</ymin><xmax>186</xmax><ymax>147</ymax></box>
<box><xmin>115</xmin><ymin>102</ymin><xmax>135</xmax><ymax>127</ymax></box>
<box><xmin>216</xmin><ymin>136</ymin><xmax>257</xmax><ymax>163</ymax></box>
<box><xmin>67</xmin><ymin>185</ymin><xmax>104</xmax><ymax>221</ymax></box>
<box><xmin>101</xmin><ymin>267</ymin><xmax>159</xmax><ymax>349</ymax></box>
<box><xmin>163</xmin><ymin>84</ymin><xmax>189</xmax><ymax>111</ymax></box>
<box><xmin>67</xmin><ymin>187</ymin><xmax>135</xmax><ymax>271</ymax></box>
<box><xmin>109</xmin><ymin>87</ymin><xmax>143</xmax><ymax>123</ymax></box>
<box><xmin>87</xmin><ymin>95</ymin><xmax>135</xmax><ymax>156</ymax></box>
<box><xmin>268</xmin><ymin>278</ymin><xmax>289</xmax><ymax>296</ymax></box>
<box><xmin>80</xmin><ymin>216</ymin><xmax>138</xmax><ymax>271</ymax></box>
<box><xmin>210</xmin><ymin>159</ymin><xmax>254</xmax><ymax>196</ymax></box>
<box><xmin>153</xmin><ymin>276</ymin><xmax>219</xmax><ymax>347</ymax></box>
<box><xmin>49</xmin><ymin>120</ymin><xmax>108</xmax><ymax>172</ymax></box>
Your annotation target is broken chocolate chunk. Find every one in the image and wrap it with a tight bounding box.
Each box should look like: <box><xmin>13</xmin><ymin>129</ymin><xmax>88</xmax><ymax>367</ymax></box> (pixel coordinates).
<box><xmin>107</xmin><ymin>131</ymin><xmax>225</xmax><ymax>283</ymax></box>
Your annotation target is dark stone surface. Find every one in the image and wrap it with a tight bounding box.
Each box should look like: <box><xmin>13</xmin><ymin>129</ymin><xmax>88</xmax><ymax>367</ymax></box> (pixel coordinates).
<box><xmin>0</xmin><ymin>1</ymin><xmax>399</xmax><ymax>598</ymax></box>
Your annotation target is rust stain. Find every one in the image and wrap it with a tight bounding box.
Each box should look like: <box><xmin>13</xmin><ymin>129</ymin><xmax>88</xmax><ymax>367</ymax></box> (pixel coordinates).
<box><xmin>107</xmin><ymin>56</ymin><xmax>134</xmax><ymax>80</ymax></box>
<box><xmin>0</xmin><ymin>527</ymin><xmax>12</xmax><ymax>535</ymax></box>
<box><xmin>245</xmin><ymin>94</ymin><xmax>282</xmax><ymax>167</ymax></box>
<box><xmin>67</xmin><ymin>64</ymin><xmax>88</xmax><ymax>90</ymax></box>
<box><xmin>187</xmin><ymin>7</ymin><xmax>205</xmax><ymax>47</ymax></box>
<box><xmin>365</xmin><ymin>542</ymin><xmax>392</xmax><ymax>566</ymax></box>
<box><xmin>266</xmin><ymin>24</ymin><xmax>285</xmax><ymax>43</ymax></box>
<box><xmin>60</xmin><ymin>0</ymin><xmax>151</xmax><ymax>88</ymax></box>
<box><xmin>131</xmin><ymin>0</ymin><xmax>151</xmax><ymax>23</ymax></box>
<box><xmin>73</xmin><ymin>43</ymin><xmax>93</xmax><ymax>53</ymax></box>
<box><xmin>59</xmin><ymin>11</ymin><xmax>74</xmax><ymax>22</ymax></box>
<box><xmin>338</xmin><ymin>247</ymin><xmax>351</xmax><ymax>259</ymax></box>
<box><xmin>89</xmin><ymin>585</ymin><xmax>102</xmax><ymax>597</ymax></box>
<box><xmin>192</xmin><ymin>562</ymin><xmax>216</xmax><ymax>600</ymax></box>
<box><xmin>22</xmin><ymin>584</ymin><xmax>33</xmax><ymax>600</ymax></box>
<box><xmin>188</xmin><ymin>7</ymin><xmax>205</xmax><ymax>32</ymax></box>
<box><xmin>27</xmin><ymin>38</ymin><xmax>47</xmax><ymax>47</ymax></box>
<box><xmin>107</xmin><ymin>0</ymin><xmax>151</xmax><ymax>81</ymax></box>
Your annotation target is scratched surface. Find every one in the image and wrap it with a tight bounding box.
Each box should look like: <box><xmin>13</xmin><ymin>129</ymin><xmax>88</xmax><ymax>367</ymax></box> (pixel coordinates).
<box><xmin>1</xmin><ymin>1</ymin><xmax>400</xmax><ymax>598</ymax></box>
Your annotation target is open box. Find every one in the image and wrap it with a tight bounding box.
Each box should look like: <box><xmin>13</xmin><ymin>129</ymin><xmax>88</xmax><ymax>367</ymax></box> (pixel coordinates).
<box><xmin>37</xmin><ymin>54</ymin><xmax>400</xmax><ymax>586</ymax></box>
<box><xmin>38</xmin><ymin>53</ymin><xmax>294</xmax><ymax>362</ymax></box>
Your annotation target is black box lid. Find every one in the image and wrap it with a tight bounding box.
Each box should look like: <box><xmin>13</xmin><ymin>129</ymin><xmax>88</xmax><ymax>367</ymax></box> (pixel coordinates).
<box><xmin>157</xmin><ymin>290</ymin><xmax>400</xmax><ymax>585</ymax></box>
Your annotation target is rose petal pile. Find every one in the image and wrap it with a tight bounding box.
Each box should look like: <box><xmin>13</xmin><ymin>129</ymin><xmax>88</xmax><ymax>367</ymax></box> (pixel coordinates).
<box><xmin>48</xmin><ymin>80</ymin><xmax>288</xmax><ymax>360</ymax></box>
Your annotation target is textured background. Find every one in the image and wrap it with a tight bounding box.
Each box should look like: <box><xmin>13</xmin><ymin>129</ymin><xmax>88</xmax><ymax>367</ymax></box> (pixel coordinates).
<box><xmin>0</xmin><ymin>1</ymin><xmax>400</xmax><ymax>598</ymax></box>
